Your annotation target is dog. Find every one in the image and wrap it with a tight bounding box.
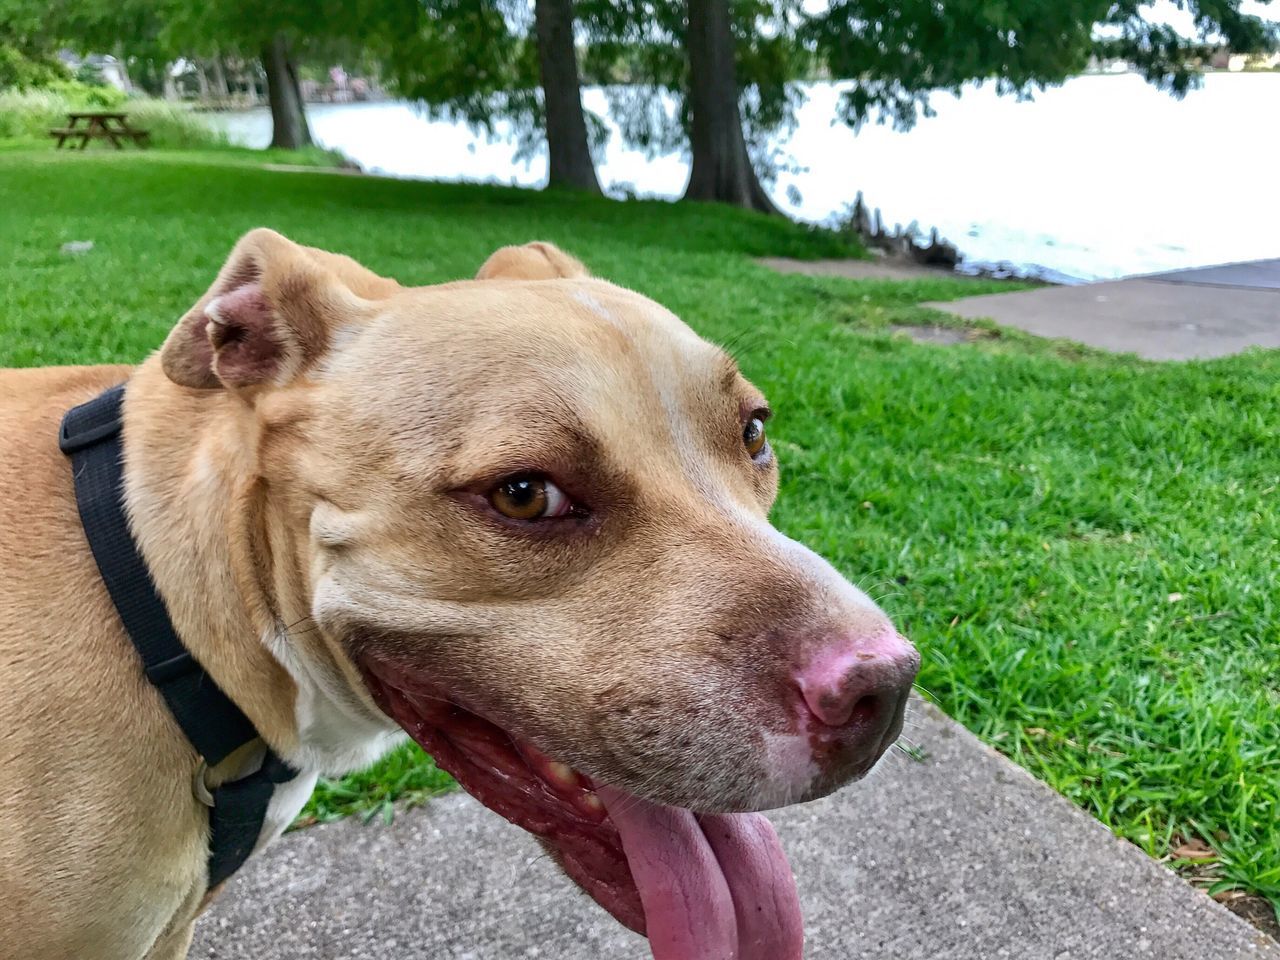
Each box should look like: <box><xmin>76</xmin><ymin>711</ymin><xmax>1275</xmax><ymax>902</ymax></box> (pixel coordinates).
<box><xmin>0</xmin><ymin>230</ymin><xmax>919</xmax><ymax>960</ymax></box>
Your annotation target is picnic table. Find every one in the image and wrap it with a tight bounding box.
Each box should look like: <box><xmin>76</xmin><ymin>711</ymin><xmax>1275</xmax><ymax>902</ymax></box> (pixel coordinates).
<box><xmin>49</xmin><ymin>112</ymin><xmax>150</xmax><ymax>150</ymax></box>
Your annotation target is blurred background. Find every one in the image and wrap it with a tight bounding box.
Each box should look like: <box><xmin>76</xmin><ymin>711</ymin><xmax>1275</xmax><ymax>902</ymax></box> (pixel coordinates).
<box><xmin>4</xmin><ymin>0</ymin><xmax>1278</xmax><ymax>281</ymax></box>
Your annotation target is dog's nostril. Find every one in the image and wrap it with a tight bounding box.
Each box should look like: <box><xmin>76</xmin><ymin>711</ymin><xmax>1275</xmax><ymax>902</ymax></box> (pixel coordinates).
<box><xmin>801</xmin><ymin>687</ymin><xmax>881</xmax><ymax>729</ymax></box>
<box><xmin>849</xmin><ymin>694</ymin><xmax>880</xmax><ymax>725</ymax></box>
<box><xmin>794</xmin><ymin>635</ymin><xmax>919</xmax><ymax>729</ymax></box>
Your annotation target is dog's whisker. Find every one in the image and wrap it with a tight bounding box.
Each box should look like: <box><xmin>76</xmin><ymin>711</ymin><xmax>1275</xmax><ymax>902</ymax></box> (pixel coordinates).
<box><xmin>910</xmin><ymin>682</ymin><xmax>942</xmax><ymax>706</ymax></box>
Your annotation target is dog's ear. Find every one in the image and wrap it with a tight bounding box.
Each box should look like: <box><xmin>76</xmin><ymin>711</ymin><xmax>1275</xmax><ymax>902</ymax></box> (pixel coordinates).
<box><xmin>475</xmin><ymin>242</ymin><xmax>589</xmax><ymax>281</ymax></box>
<box><xmin>160</xmin><ymin>229</ymin><xmax>391</xmax><ymax>390</ymax></box>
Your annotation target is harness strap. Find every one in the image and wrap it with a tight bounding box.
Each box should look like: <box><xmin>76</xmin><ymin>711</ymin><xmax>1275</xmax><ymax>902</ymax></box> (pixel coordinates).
<box><xmin>61</xmin><ymin>384</ymin><xmax>297</xmax><ymax>888</ymax></box>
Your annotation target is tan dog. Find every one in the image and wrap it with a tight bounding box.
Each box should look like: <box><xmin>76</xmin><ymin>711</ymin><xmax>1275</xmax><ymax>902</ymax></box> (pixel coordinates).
<box><xmin>0</xmin><ymin>230</ymin><xmax>919</xmax><ymax>960</ymax></box>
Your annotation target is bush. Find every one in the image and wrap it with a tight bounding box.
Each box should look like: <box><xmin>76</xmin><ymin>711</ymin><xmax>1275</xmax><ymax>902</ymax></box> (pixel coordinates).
<box><xmin>0</xmin><ymin>45</ymin><xmax>70</xmax><ymax>90</ymax></box>
<box><xmin>0</xmin><ymin>88</ymin><xmax>227</xmax><ymax>149</ymax></box>
<box><xmin>118</xmin><ymin>99</ymin><xmax>229</xmax><ymax>149</ymax></box>
<box><xmin>44</xmin><ymin>79</ymin><xmax>128</xmax><ymax>108</ymax></box>
<box><xmin>0</xmin><ymin>89</ymin><xmax>68</xmax><ymax>140</ymax></box>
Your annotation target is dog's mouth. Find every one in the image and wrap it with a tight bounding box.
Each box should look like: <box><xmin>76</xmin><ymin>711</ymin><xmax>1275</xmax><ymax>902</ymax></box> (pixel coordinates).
<box><xmin>362</xmin><ymin>657</ymin><xmax>804</xmax><ymax>960</ymax></box>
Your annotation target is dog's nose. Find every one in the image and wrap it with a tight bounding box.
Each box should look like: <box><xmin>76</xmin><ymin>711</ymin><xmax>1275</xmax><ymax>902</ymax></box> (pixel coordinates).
<box><xmin>794</xmin><ymin>631</ymin><xmax>920</xmax><ymax>729</ymax></box>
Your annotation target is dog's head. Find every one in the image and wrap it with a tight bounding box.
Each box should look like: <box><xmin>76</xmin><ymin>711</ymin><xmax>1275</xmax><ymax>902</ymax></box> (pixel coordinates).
<box><xmin>161</xmin><ymin>229</ymin><xmax>919</xmax><ymax>960</ymax></box>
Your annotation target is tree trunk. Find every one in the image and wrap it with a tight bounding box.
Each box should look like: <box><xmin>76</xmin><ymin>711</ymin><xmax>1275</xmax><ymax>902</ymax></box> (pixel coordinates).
<box><xmin>113</xmin><ymin>43</ymin><xmax>133</xmax><ymax>94</ymax></box>
<box><xmin>133</xmin><ymin>59</ymin><xmax>163</xmax><ymax>98</ymax></box>
<box><xmin>682</xmin><ymin>0</ymin><xmax>778</xmax><ymax>213</ymax></box>
<box><xmin>209</xmin><ymin>54</ymin><xmax>230</xmax><ymax>100</ymax></box>
<box><xmin>261</xmin><ymin>33</ymin><xmax>313</xmax><ymax>150</ymax></box>
<box><xmin>162</xmin><ymin>63</ymin><xmax>179</xmax><ymax>101</ymax></box>
<box><xmin>534</xmin><ymin>0</ymin><xmax>601</xmax><ymax>193</ymax></box>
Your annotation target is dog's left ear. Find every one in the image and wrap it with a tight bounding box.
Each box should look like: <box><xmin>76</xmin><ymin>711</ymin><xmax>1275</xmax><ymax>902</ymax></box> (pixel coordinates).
<box><xmin>475</xmin><ymin>241</ymin><xmax>589</xmax><ymax>280</ymax></box>
<box><xmin>160</xmin><ymin>228</ymin><xmax>393</xmax><ymax>390</ymax></box>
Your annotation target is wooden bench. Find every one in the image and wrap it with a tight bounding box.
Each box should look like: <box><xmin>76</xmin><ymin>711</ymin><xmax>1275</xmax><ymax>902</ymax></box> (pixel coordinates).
<box><xmin>50</xmin><ymin>112</ymin><xmax>150</xmax><ymax>150</ymax></box>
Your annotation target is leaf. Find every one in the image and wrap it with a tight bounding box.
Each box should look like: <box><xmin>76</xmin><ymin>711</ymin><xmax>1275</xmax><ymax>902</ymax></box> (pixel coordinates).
<box><xmin>1171</xmin><ymin>839</ymin><xmax>1216</xmax><ymax>860</ymax></box>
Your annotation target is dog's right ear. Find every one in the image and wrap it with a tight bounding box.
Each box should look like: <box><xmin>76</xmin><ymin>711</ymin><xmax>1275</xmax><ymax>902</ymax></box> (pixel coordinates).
<box><xmin>475</xmin><ymin>241</ymin><xmax>589</xmax><ymax>281</ymax></box>
<box><xmin>160</xmin><ymin>228</ymin><xmax>381</xmax><ymax>390</ymax></box>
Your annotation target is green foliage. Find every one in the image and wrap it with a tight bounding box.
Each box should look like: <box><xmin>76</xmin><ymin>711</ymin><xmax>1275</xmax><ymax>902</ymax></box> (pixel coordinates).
<box><xmin>0</xmin><ymin>89</ymin><xmax>226</xmax><ymax>147</ymax></box>
<box><xmin>123</xmin><ymin>98</ymin><xmax>232</xmax><ymax>147</ymax></box>
<box><xmin>577</xmin><ymin>0</ymin><xmax>810</xmax><ymax>180</ymax></box>
<box><xmin>0</xmin><ymin>150</ymin><xmax>1277</xmax><ymax>913</ymax></box>
<box><xmin>376</xmin><ymin>0</ymin><xmax>802</xmax><ymax>177</ymax></box>
<box><xmin>577</xmin><ymin>0</ymin><xmax>1278</xmax><ymax>159</ymax></box>
<box><xmin>1100</xmin><ymin>0</ymin><xmax>1279</xmax><ymax>93</ymax></box>
<box><xmin>375</xmin><ymin>1</ymin><xmax>546</xmax><ymax>157</ymax></box>
<box><xmin>0</xmin><ymin>44</ymin><xmax>70</xmax><ymax>89</ymax></box>
<box><xmin>5</xmin><ymin>0</ymin><xmax>1278</xmax><ymax>180</ymax></box>
<box><xmin>45</xmin><ymin>79</ymin><xmax>128</xmax><ymax>106</ymax></box>
<box><xmin>805</xmin><ymin>0</ymin><xmax>1280</xmax><ymax>129</ymax></box>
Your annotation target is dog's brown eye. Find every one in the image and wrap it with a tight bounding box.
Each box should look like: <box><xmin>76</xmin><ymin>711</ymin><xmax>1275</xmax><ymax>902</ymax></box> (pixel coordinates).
<box><xmin>489</xmin><ymin>476</ymin><xmax>572</xmax><ymax>521</ymax></box>
<box><xmin>743</xmin><ymin>417</ymin><xmax>767</xmax><ymax>457</ymax></box>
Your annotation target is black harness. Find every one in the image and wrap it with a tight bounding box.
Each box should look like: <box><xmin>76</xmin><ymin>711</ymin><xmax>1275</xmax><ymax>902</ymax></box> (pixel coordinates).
<box><xmin>60</xmin><ymin>384</ymin><xmax>298</xmax><ymax>888</ymax></box>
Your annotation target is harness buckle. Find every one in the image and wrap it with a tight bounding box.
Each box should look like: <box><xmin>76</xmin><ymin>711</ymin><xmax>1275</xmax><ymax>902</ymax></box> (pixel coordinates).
<box><xmin>193</xmin><ymin>760</ymin><xmax>216</xmax><ymax>807</ymax></box>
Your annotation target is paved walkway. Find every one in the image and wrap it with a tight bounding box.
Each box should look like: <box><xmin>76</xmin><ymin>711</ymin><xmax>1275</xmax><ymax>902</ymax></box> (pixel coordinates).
<box><xmin>925</xmin><ymin>259</ymin><xmax>1280</xmax><ymax>360</ymax></box>
<box><xmin>192</xmin><ymin>702</ymin><xmax>1275</xmax><ymax>960</ymax></box>
<box><xmin>760</xmin><ymin>255</ymin><xmax>975</xmax><ymax>283</ymax></box>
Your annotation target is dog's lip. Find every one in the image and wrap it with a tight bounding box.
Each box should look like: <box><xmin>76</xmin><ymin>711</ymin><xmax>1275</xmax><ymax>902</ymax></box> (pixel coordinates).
<box><xmin>358</xmin><ymin>655</ymin><xmax>648</xmax><ymax>935</ymax></box>
<box><xmin>357</xmin><ymin>654</ymin><xmax>806</xmax><ymax>960</ymax></box>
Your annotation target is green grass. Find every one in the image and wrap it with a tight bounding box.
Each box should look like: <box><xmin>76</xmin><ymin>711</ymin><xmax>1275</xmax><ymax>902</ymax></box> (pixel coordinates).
<box><xmin>299</xmin><ymin>742</ymin><xmax>456</xmax><ymax>828</ymax></box>
<box><xmin>1</xmin><ymin>149</ymin><xmax>1276</xmax><ymax>911</ymax></box>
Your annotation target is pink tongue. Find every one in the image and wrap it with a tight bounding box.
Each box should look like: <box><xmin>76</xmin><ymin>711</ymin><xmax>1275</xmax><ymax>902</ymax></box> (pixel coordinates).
<box><xmin>598</xmin><ymin>787</ymin><xmax>804</xmax><ymax>960</ymax></box>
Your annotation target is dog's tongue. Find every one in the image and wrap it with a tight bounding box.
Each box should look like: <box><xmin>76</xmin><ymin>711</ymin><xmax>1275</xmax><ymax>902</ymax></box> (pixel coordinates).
<box><xmin>598</xmin><ymin>786</ymin><xmax>804</xmax><ymax>960</ymax></box>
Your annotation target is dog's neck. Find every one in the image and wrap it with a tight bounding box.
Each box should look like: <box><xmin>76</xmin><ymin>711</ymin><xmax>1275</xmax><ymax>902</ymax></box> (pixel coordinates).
<box><xmin>121</xmin><ymin>358</ymin><xmax>401</xmax><ymax>776</ymax></box>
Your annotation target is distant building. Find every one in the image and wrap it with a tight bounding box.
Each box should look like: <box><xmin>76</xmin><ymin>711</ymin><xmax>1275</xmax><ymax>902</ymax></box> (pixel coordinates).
<box><xmin>57</xmin><ymin>51</ymin><xmax>131</xmax><ymax>92</ymax></box>
<box><xmin>1211</xmin><ymin>48</ymin><xmax>1280</xmax><ymax>71</ymax></box>
<box><xmin>1084</xmin><ymin>56</ymin><xmax>1129</xmax><ymax>75</ymax></box>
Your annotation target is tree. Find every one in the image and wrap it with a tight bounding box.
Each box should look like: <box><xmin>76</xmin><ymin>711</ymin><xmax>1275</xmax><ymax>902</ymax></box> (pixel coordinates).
<box><xmin>578</xmin><ymin>0</ymin><xmax>807</xmax><ymax>213</ymax></box>
<box><xmin>535</xmin><ymin>0</ymin><xmax>600</xmax><ymax>192</ymax></box>
<box><xmin>184</xmin><ymin>0</ymin><xmax>336</xmax><ymax>150</ymax></box>
<box><xmin>377</xmin><ymin>0</ymin><xmax>604</xmax><ymax>193</ymax></box>
<box><xmin>261</xmin><ymin>32</ymin><xmax>312</xmax><ymax>149</ymax></box>
<box><xmin>684</xmin><ymin>0</ymin><xmax>776</xmax><ymax>211</ymax></box>
<box><xmin>583</xmin><ymin>0</ymin><xmax>1276</xmax><ymax>213</ymax></box>
<box><xmin>804</xmin><ymin>0</ymin><xmax>1279</xmax><ymax>129</ymax></box>
<box><xmin>1</xmin><ymin>0</ymin><xmax>319</xmax><ymax>148</ymax></box>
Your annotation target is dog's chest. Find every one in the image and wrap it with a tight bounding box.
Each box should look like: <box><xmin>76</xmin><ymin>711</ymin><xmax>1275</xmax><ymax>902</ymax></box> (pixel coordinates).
<box><xmin>256</xmin><ymin>770</ymin><xmax>321</xmax><ymax>852</ymax></box>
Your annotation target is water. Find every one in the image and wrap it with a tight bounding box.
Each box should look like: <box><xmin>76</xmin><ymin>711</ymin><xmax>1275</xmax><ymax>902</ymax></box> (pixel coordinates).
<box><xmin>209</xmin><ymin>74</ymin><xmax>1280</xmax><ymax>282</ymax></box>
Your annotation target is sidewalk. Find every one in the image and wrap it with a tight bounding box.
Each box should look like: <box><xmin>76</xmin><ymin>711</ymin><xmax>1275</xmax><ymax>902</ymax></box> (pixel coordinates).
<box><xmin>191</xmin><ymin>702</ymin><xmax>1276</xmax><ymax>959</ymax></box>
<box><xmin>925</xmin><ymin>259</ymin><xmax>1280</xmax><ymax>360</ymax></box>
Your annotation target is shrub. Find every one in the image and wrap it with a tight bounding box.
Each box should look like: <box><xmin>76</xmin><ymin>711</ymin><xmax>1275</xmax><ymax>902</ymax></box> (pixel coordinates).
<box><xmin>0</xmin><ymin>45</ymin><xmax>70</xmax><ymax>90</ymax></box>
<box><xmin>0</xmin><ymin>89</ymin><xmax>67</xmax><ymax>140</ymax></box>
<box><xmin>120</xmin><ymin>99</ymin><xmax>229</xmax><ymax>149</ymax></box>
<box><xmin>44</xmin><ymin>79</ymin><xmax>128</xmax><ymax>108</ymax></box>
<box><xmin>0</xmin><ymin>88</ymin><xmax>226</xmax><ymax>149</ymax></box>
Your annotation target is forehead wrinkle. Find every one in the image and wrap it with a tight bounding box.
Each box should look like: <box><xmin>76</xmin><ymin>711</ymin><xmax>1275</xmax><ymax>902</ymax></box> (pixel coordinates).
<box><xmin>559</xmin><ymin>292</ymin><xmax>755</xmax><ymax>511</ymax></box>
<box><xmin>329</xmin><ymin>281</ymin><xmax>746</xmax><ymax>508</ymax></box>
<box><xmin>716</xmin><ymin>351</ymin><xmax>741</xmax><ymax>393</ymax></box>
<box><xmin>623</xmin><ymin>332</ymin><xmax>741</xmax><ymax>508</ymax></box>
<box><xmin>378</xmin><ymin>348</ymin><xmax>652</xmax><ymax>487</ymax></box>
<box><xmin>437</xmin><ymin>414</ymin><xmax>602</xmax><ymax>486</ymax></box>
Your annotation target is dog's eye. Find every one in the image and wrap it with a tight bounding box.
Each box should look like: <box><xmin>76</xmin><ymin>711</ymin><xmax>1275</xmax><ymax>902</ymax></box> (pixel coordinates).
<box><xmin>489</xmin><ymin>476</ymin><xmax>573</xmax><ymax>521</ymax></box>
<box><xmin>743</xmin><ymin>417</ymin><xmax>768</xmax><ymax>458</ymax></box>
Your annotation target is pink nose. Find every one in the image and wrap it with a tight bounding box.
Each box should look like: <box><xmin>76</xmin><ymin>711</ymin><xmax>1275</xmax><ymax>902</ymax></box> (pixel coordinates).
<box><xmin>794</xmin><ymin>632</ymin><xmax>920</xmax><ymax>728</ymax></box>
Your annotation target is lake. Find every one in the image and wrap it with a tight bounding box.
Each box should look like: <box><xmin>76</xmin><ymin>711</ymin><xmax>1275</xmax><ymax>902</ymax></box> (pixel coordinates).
<box><xmin>210</xmin><ymin>74</ymin><xmax>1280</xmax><ymax>282</ymax></box>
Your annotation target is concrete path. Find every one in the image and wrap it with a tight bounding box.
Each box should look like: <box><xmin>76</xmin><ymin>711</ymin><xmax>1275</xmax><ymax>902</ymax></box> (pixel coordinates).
<box><xmin>760</xmin><ymin>255</ymin><xmax>973</xmax><ymax>283</ymax></box>
<box><xmin>924</xmin><ymin>259</ymin><xmax>1280</xmax><ymax>360</ymax></box>
<box><xmin>192</xmin><ymin>702</ymin><xmax>1275</xmax><ymax>960</ymax></box>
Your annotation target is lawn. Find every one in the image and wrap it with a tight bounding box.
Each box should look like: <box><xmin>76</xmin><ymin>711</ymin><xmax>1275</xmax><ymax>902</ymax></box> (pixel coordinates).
<box><xmin>2</xmin><ymin>149</ymin><xmax>1276</xmax><ymax>913</ymax></box>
